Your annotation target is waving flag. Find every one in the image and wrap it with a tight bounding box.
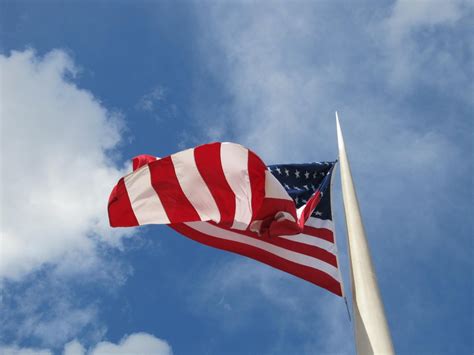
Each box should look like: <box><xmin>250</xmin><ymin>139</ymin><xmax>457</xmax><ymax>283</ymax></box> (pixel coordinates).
<box><xmin>108</xmin><ymin>142</ymin><xmax>342</xmax><ymax>296</ymax></box>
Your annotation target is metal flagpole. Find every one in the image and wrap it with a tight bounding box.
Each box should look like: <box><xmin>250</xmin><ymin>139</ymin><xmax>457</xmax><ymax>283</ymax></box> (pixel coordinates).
<box><xmin>335</xmin><ymin>112</ymin><xmax>395</xmax><ymax>355</ymax></box>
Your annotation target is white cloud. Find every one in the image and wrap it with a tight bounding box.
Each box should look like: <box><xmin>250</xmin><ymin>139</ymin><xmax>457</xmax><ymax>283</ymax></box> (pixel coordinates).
<box><xmin>63</xmin><ymin>340</ymin><xmax>86</xmax><ymax>355</ymax></box>
<box><xmin>0</xmin><ymin>346</ymin><xmax>52</xmax><ymax>355</ymax></box>
<box><xmin>90</xmin><ymin>333</ymin><xmax>172</xmax><ymax>355</ymax></box>
<box><xmin>1</xmin><ymin>332</ymin><xmax>171</xmax><ymax>355</ymax></box>
<box><xmin>0</xmin><ymin>49</ymin><xmax>133</xmax><ymax>281</ymax></box>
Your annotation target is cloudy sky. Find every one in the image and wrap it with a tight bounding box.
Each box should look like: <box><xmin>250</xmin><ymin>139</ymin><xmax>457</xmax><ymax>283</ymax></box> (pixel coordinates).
<box><xmin>0</xmin><ymin>1</ymin><xmax>472</xmax><ymax>354</ymax></box>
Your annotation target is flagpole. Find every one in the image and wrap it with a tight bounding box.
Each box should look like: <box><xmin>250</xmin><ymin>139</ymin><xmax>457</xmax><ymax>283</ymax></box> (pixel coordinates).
<box><xmin>335</xmin><ymin>112</ymin><xmax>394</xmax><ymax>355</ymax></box>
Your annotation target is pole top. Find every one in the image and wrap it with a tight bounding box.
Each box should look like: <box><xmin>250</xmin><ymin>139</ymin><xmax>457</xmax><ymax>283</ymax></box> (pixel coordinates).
<box><xmin>335</xmin><ymin>111</ymin><xmax>345</xmax><ymax>153</ymax></box>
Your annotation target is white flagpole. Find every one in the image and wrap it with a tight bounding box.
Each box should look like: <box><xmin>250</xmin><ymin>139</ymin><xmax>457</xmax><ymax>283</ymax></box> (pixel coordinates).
<box><xmin>336</xmin><ymin>112</ymin><xmax>395</xmax><ymax>355</ymax></box>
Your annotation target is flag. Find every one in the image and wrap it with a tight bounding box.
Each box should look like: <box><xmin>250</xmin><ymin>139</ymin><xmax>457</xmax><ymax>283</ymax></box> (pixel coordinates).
<box><xmin>108</xmin><ymin>142</ymin><xmax>342</xmax><ymax>296</ymax></box>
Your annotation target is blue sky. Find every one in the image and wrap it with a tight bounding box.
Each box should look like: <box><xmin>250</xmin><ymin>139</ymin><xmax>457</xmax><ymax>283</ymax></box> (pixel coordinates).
<box><xmin>0</xmin><ymin>1</ymin><xmax>472</xmax><ymax>354</ymax></box>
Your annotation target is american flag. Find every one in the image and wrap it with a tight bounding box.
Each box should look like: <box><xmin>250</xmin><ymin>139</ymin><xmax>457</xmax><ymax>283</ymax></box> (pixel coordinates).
<box><xmin>108</xmin><ymin>142</ymin><xmax>342</xmax><ymax>296</ymax></box>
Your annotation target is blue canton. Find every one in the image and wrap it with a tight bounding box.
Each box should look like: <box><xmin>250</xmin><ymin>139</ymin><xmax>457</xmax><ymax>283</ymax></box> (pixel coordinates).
<box><xmin>267</xmin><ymin>161</ymin><xmax>336</xmax><ymax>220</ymax></box>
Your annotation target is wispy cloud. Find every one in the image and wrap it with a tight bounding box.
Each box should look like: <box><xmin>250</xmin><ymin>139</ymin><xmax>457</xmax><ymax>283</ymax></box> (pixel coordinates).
<box><xmin>135</xmin><ymin>86</ymin><xmax>178</xmax><ymax>122</ymax></box>
<box><xmin>193</xmin><ymin>1</ymin><xmax>473</xmax><ymax>353</ymax></box>
<box><xmin>189</xmin><ymin>258</ymin><xmax>353</xmax><ymax>355</ymax></box>
<box><xmin>0</xmin><ymin>257</ymin><xmax>133</xmax><ymax>348</ymax></box>
<box><xmin>382</xmin><ymin>0</ymin><xmax>473</xmax><ymax>94</ymax></box>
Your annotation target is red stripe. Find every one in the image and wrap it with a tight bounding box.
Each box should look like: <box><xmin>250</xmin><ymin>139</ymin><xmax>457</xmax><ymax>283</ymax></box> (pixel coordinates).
<box><xmin>170</xmin><ymin>223</ymin><xmax>342</xmax><ymax>296</ymax></box>
<box><xmin>132</xmin><ymin>154</ymin><xmax>156</xmax><ymax>171</ymax></box>
<box><xmin>303</xmin><ymin>226</ymin><xmax>334</xmax><ymax>243</ymax></box>
<box><xmin>148</xmin><ymin>156</ymin><xmax>200</xmax><ymax>223</ymax></box>
<box><xmin>194</xmin><ymin>143</ymin><xmax>235</xmax><ymax>227</ymax></box>
<box><xmin>108</xmin><ymin>178</ymin><xmax>139</xmax><ymax>227</ymax></box>
<box><xmin>298</xmin><ymin>191</ymin><xmax>321</xmax><ymax>229</ymax></box>
<box><xmin>255</xmin><ymin>197</ymin><xmax>297</xmax><ymax>221</ymax></box>
<box><xmin>253</xmin><ymin>197</ymin><xmax>300</xmax><ymax>236</ymax></box>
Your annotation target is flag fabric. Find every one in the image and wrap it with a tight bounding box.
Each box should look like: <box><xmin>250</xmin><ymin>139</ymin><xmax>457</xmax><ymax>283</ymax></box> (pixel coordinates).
<box><xmin>108</xmin><ymin>142</ymin><xmax>343</xmax><ymax>296</ymax></box>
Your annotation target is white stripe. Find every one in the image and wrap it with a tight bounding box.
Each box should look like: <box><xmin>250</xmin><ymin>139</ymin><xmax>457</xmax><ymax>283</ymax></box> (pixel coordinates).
<box><xmin>171</xmin><ymin>148</ymin><xmax>220</xmax><ymax>223</ymax></box>
<box><xmin>184</xmin><ymin>221</ymin><xmax>340</xmax><ymax>282</ymax></box>
<box><xmin>265</xmin><ymin>170</ymin><xmax>293</xmax><ymax>200</ymax></box>
<box><xmin>296</xmin><ymin>205</ymin><xmax>305</xmax><ymax>219</ymax></box>
<box><xmin>306</xmin><ymin>217</ymin><xmax>335</xmax><ymax>230</ymax></box>
<box><xmin>220</xmin><ymin>143</ymin><xmax>252</xmax><ymax>230</ymax></box>
<box><xmin>277</xmin><ymin>234</ymin><xmax>337</xmax><ymax>255</ymax></box>
<box><xmin>124</xmin><ymin>164</ymin><xmax>170</xmax><ymax>225</ymax></box>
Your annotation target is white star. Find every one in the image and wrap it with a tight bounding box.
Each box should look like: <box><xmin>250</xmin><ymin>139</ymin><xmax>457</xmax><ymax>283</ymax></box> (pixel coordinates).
<box><xmin>303</xmin><ymin>185</ymin><xmax>309</xmax><ymax>190</ymax></box>
<box><xmin>304</xmin><ymin>171</ymin><xmax>310</xmax><ymax>179</ymax></box>
<box><xmin>276</xmin><ymin>167</ymin><xmax>281</xmax><ymax>174</ymax></box>
<box><xmin>295</xmin><ymin>197</ymin><xmax>299</xmax><ymax>204</ymax></box>
<box><xmin>313</xmin><ymin>172</ymin><xmax>317</xmax><ymax>178</ymax></box>
<box><xmin>302</xmin><ymin>199</ymin><xmax>307</xmax><ymax>204</ymax></box>
<box><xmin>295</xmin><ymin>170</ymin><xmax>300</xmax><ymax>178</ymax></box>
<box><xmin>311</xmin><ymin>184</ymin><xmax>315</xmax><ymax>190</ymax></box>
<box><xmin>284</xmin><ymin>183</ymin><xmax>290</xmax><ymax>189</ymax></box>
<box><xmin>315</xmin><ymin>211</ymin><xmax>322</xmax><ymax>216</ymax></box>
<box><xmin>285</xmin><ymin>168</ymin><xmax>290</xmax><ymax>176</ymax></box>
